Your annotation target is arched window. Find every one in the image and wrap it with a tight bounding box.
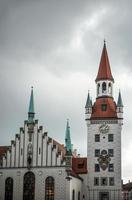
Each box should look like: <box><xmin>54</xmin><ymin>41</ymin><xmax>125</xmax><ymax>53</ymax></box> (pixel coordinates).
<box><xmin>23</xmin><ymin>172</ymin><xmax>35</xmax><ymax>200</ymax></box>
<box><xmin>97</xmin><ymin>83</ymin><xmax>100</xmax><ymax>95</ymax></box>
<box><xmin>102</xmin><ymin>82</ymin><xmax>106</xmax><ymax>93</ymax></box>
<box><xmin>78</xmin><ymin>191</ymin><xmax>80</xmax><ymax>200</ymax></box>
<box><xmin>5</xmin><ymin>177</ymin><xmax>13</xmax><ymax>200</ymax></box>
<box><xmin>108</xmin><ymin>83</ymin><xmax>112</xmax><ymax>94</ymax></box>
<box><xmin>72</xmin><ymin>189</ymin><xmax>75</xmax><ymax>200</ymax></box>
<box><xmin>45</xmin><ymin>176</ymin><xmax>55</xmax><ymax>200</ymax></box>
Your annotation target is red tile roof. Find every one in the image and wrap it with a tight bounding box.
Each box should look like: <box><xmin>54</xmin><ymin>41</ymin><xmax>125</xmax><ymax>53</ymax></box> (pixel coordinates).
<box><xmin>96</xmin><ymin>43</ymin><xmax>114</xmax><ymax>82</ymax></box>
<box><xmin>0</xmin><ymin>146</ymin><xmax>10</xmax><ymax>156</ymax></box>
<box><xmin>53</xmin><ymin>140</ymin><xmax>66</xmax><ymax>158</ymax></box>
<box><xmin>72</xmin><ymin>157</ymin><xmax>87</xmax><ymax>174</ymax></box>
<box><xmin>91</xmin><ymin>97</ymin><xmax>117</xmax><ymax>119</ymax></box>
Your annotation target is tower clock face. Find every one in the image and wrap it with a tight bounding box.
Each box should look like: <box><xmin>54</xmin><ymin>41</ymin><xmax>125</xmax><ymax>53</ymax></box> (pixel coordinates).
<box><xmin>99</xmin><ymin>123</ymin><xmax>109</xmax><ymax>134</ymax></box>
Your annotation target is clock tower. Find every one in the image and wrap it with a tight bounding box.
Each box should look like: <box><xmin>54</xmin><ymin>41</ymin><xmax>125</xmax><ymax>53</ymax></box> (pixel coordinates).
<box><xmin>85</xmin><ymin>42</ymin><xmax>123</xmax><ymax>200</ymax></box>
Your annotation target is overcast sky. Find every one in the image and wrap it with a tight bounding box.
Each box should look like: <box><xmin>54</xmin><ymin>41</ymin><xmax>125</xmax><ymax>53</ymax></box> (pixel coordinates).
<box><xmin>0</xmin><ymin>0</ymin><xmax>132</xmax><ymax>183</ymax></box>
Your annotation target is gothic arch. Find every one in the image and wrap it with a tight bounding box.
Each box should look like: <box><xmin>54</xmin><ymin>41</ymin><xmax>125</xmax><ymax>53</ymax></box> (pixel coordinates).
<box><xmin>23</xmin><ymin>171</ymin><xmax>35</xmax><ymax>200</ymax></box>
<box><xmin>5</xmin><ymin>177</ymin><xmax>13</xmax><ymax>200</ymax></box>
<box><xmin>45</xmin><ymin>176</ymin><xmax>55</xmax><ymax>200</ymax></box>
<box><xmin>102</xmin><ymin>82</ymin><xmax>106</xmax><ymax>93</ymax></box>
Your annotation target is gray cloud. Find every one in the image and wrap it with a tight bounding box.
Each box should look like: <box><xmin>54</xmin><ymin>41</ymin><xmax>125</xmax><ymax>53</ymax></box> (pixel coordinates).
<box><xmin>0</xmin><ymin>0</ymin><xmax>132</xmax><ymax>183</ymax></box>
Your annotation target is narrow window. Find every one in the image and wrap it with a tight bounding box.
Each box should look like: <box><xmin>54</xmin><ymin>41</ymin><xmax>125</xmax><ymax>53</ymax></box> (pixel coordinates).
<box><xmin>108</xmin><ymin>164</ymin><xmax>114</xmax><ymax>172</ymax></box>
<box><xmin>78</xmin><ymin>191</ymin><xmax>80</xmax><ymax>200</ymax></box>
<box><xmin>109</xmin><ymin>177</ymin><xmax>114</xmax><ymax>186</ymax></box>
<box><xmin>94</xmin><ymin>177</ymin><xmax>99</xmax><ymax>186</ymax></box>
<box><xmin>95</xmin><ymin>164</ymin><xmax>100</xmax><ymax>172</ymax></box>
<box><xmin>45</xmin><ymin>177</ymin><xmax>55</xmax><ymax>200</ymax></box>
<box><xmin>95</xmin><ymin>149</ymin><xmax>100</xmax><ymax>157</ymax></box>
<box><xmin>95</xmin><ymin>134</ymin><xmax>100</xmax><ymax>142</ymax></box>
<box><xmin>108</xmin><ymin>149</ymin><xmax>114</xmax><ymax>157</ymax></box>
<box><xmin>101</xmin><ymin>177</ymin><xmax>107</xmax><ymax>186</ymax></box>
<box><xmin>101</xmin><ymin>104</ymin><xmax>107</xmax><ymax>111</ymax></box>
<box><xmin>5</xmin><ymin>177</ymin><xmax>13</xmax><ymax>200</ymax></box>
<box><xmin>72</xmin><ymin>190</ymin><xmax>75</xmax><ymax>200</ymax></box>
<box><xmin>108</xmin><ymin>134</ymin><xmax>114</xmax><ymax>142</ymax></box>
<box><xmin>102</xmin><ymin>82</ymin><xmax>106</xmax><ymax>93</ymax></box>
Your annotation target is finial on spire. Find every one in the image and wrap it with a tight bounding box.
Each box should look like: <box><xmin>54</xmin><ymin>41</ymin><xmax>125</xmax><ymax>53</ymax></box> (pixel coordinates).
<box><xmin>104</xmin><ymin>39</ymin><xmax>106</xmax><ymax>46</ymax></box>
<box><xmin>104</xmin><ymin>39</ymin><xmax>106</xmax><ymax>45</ymax></box>
<box><xmin>28</xmin><ymin>87</ymin><xmax>35</xmax><ymax>123</ymax></box>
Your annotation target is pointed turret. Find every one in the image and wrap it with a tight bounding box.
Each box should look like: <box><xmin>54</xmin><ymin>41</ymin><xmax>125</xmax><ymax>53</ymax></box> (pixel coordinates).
<box><xmin>117</xmin><ymin>90</ymin><xmax>123</xmax><ymax>107</ymax></box>
<box><xmin>28</xmin><ymin>87</ymin><xmax>35</xmax><ymax>123</ymax></box>
<box><xmin>117</xmin><ymin>90</ymin><xmax>123</xmax><ymax>121</ymax></box>
<box><xmin>96</xmin><ymin>41</ymin><xmax>114</xmax><ymax>82</ymax></box>
<box><xmin>85</xmin><ymin>91</ymin><xmax>92</xmax><ymax>108</ymax></box>
<box><xmin>85</xmin><ymin>91</ymin><xmax>92</xmax><ymax>120</ymax></box>
<box><xmin>87</xmin><ymin>42</ymin><xmax>117</xmax><ymax>119</ymax></box>
<box><xmin>65</xmin><ymin>119</ymin><xmax>72</xmax><ymax>155</ymax></box>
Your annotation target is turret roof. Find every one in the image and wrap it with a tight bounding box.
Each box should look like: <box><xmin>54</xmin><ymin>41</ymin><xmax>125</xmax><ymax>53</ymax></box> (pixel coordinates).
<box><xmin>117</xmin><ymin>90</ymin><xmax>123</xmax><ymax>107</ymax></box>
<box><xmin>95</xmin><ymin>41</ymin><xmax>114</xmax><ymax>82</ymax></box>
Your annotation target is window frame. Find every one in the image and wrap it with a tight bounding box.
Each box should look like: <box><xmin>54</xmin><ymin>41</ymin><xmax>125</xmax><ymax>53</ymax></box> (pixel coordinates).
<box><xmin>108</xmin><ymin>134</ymin><xmax>114</xmax><ymax>142</ymax></box>
<box><xmin>95</xmin><ymin>134</ymin><xmax>100</xmax><ymax>142</ymax></box>
<box><xmin>108</xmin><ymin>149</ymin><xmax>114</xmax><ymax>157</ymax></box>
<box><xmin>45</xmin><ymin>176</ymin><xmax>55</xmax><ymax>200</ymax></box>
<box><xmin>95</xmin><ymin>164</ymin><xmax>100</xmax><ymax>172</ymax></box>
<box><xmin>94</xmin><ymin>177</ymin><xmax>99</xmax><ymax>186</ymax></box>
<box><xmin>101</xmin><ymin>177</ymin><xmax>108</xmax><ymax>186</ymax></box>
<box><xmin>95</xmin><ymin>149</ymin><xmax>100</xmax><ymax>157</ymax></box>
<box><xmin>109</xmin><ymin>177</ymin><xmax>114</xmax><ymax>186</ymax></box>
<box><xmin>108</xmin><ymin>164</ymin><xmax>114</xmax><ymax>172</ymax></box>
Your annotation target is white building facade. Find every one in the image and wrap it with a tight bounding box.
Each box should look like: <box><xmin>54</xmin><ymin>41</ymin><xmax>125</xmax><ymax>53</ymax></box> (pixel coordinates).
<box><xmin>0</xmin><ymin>89</ymin><xmax>83</xmax><ymax>200</ymax></box>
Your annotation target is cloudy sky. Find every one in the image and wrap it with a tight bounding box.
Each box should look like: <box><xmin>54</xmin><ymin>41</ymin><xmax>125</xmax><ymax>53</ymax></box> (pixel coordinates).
<box><xmin>0</xmin><ymin>0</ymin><xmax>132</xmax><ymax>183</ymax></box>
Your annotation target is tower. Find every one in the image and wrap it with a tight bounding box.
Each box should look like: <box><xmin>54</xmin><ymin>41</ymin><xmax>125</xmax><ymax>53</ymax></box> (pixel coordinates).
<box><xmin>85</xmin><ymin>42</ymin><xmax>123</xmax><ymax>200</ymax></box>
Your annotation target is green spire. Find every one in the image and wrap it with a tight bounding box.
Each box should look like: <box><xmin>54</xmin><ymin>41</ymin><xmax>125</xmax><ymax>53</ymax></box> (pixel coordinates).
<box><xmin>117</xmin><ymin>90</ymin><xmax>123</xmax><ymax>107</ymax></box>
<box><xmin>28</xmin><ymin>87</ymin><xmax>35</xmax><ymax>123</ymax></box>
<box><xmin>65</xmin><ymin>119</ymin><xmax>72</xmax><ymax>155</ymax></box>
<box><xmin>85</xmin><ymin>91</ymin><xmax>92</xmax><ymax>108</ymax></box>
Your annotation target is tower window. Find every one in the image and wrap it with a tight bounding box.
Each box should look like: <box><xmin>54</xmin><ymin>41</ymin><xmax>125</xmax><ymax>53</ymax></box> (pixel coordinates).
<box><xmin>102</xmin><ymin>82</ymin><xmax>106</xmax><ymax>93</ymax></box>
<box><xmin>95</xmin><ymin>134</ymin><xmax>100</xmax><ymax>142</ymax></box>
<box><xmin>95</xmin><ymin>164</ymin><xmax>100</xmax><ymax>172</ymax></box>
<box><xmin>108</xmin><ymin>134</ymin><xmax>114</xmax><ymax>142</ymax></box>
<box><xmin>94</xmin><ymin>177</ymin><xmax>99</xmax><ymax>186</ymax></box>
<box><xmin>108</xmin><ymin>83</ymin><xmax>112</xmax><ymax>94</ymax></box>
<box><xmin>101</xmin><ymin>177</ymin><xmax>107</xmax><ymax>186</ymax></box>
<box><xmin>97</xmin><ymin>83</ymin><xmax>100</xmax><ymax>95</ymax></box>
<box><xmin>109</xmin><ymin>177</ymin><xmax>114</xmax><ymax>186</ymax></box>
<box><xmin>108</xmin><ymin>164</ymin><xmax>114</xmax><ymax>172</ymax></box>
<box><xmin>95</xmin><ymin>149</ymin><xmax>100</xmax><ymax>157</ymax></box>
<box><xmin>101</xmin><ymin>104</ymin><xmax>107</xmax><ymax>111</ymax></box>
<box><xmin>108</xmin><ymin>149</ymin><xmax>114</xmax><ymax>157</ymax></box>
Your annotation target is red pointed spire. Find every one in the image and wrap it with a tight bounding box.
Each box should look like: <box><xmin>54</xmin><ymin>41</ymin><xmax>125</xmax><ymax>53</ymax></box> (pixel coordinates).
<box><xmin>95</xmin><ymin>41</ymin><xmax>114</xmax><ymax>82</ymax></box>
